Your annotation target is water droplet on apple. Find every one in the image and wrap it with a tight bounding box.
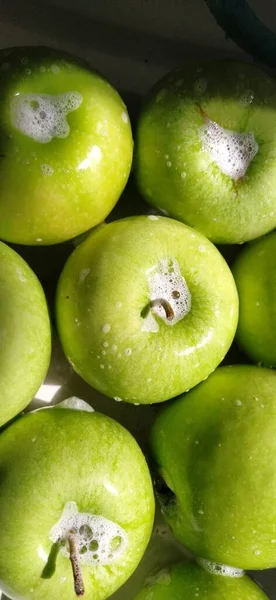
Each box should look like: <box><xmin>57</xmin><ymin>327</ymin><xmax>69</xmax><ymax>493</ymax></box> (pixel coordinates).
<box><xmin>239</xmin><ymin>89</ymin><xmax>254</xmax><ymax>107</ymax></box>
<box><xmin>51</xmin><ymin>64</ymin><xmax>60</xmax><ymax>74</ymax></box>
<box><xmin>193</xmin><ymin>78</ymin><xmax>207</xmax><ymax>94</ymax></box>
<box><xmin>41</xmin><ymin>163</ymin><xmax>54</xmax><ymax>176</ymax></box>
<box><xmin>102</xmin><ymin>324</ymin><xmax>111</xmax><ymax>333</ymax></box>
<box><xmin>114</xmin><ymin>397</ymin><xmax>122</xmax><ymax>402</ymax></box>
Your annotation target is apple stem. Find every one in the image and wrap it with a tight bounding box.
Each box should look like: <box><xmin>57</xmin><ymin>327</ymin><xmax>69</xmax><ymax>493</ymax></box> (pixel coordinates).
<box><xmin>68</xmin><ymin>530</ymin><xmax>85</xmax><ymax>597</ymax></box>
<box><xmin>150</xmin><ymin>298</ymin><xmax>175</xmax><ymax>321</ymax></box>
<box><xmin>198</xmin><ymin>104</ymin><xmax>209</xmax><ymax>123</ymax></box>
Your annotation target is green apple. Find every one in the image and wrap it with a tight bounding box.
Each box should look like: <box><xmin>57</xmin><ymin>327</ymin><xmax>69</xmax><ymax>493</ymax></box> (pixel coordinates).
<box><xmin>135</xmin><ymin>61</ymin><xmax>276</xmax><ymax>244</ymax></box>
<box><xmin>232</xmin><ymin>231</ymin><xmax>276</xmax><ymax>366</ymax></box>
<box><xmin>0</xmin><ymin>241</ymin><xmax>51</xmax><ymax>427</ymax></box>
<box><xmin>0</xmin><ymin>46</ymin><xmax>133</xmax><ymax>245</ymax></box>
<box><xmin>56</xmin><ymin>215</ymin><xmax>238</xmax><ymax>404</ymax></box>
<box><xmin>112</xmin><ymin>502</ymin><xmax>187</xmax><ymax>600</ymax></box>
<box><xmin>0</xmin><ymin>404</ymin><xmax>154</xmax><ymax>600</ymax></box>
<box><xmin>150</xmin><ymin>365</ymin><xmax>276</xmax><ymax>570</ymax></box>
<box><xmin>134</xmin><ymin>561</ymin><xmax>269</xmax><ymax>600</ymax></box>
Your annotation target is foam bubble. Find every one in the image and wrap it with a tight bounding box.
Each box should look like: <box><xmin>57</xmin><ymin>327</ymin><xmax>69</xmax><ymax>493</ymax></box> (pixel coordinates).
<box><xmin>50</xmin><ymin>501</ymin><xmax>128</xmax><ymax>566</ymax></box>
<box><xmin>11</xmin><ymin>91</ymin><xmax>83</xmax><ymax>143</ymax></box>
<box><xmin>41</xmin><ymin>163</ymin><xmax>54</xmax><ymax>176</ymax></box>
<box><xmin>199</xmin><ymin>119</ymin><xmax>258</xmax><ymax>180</ymax></box>
<box><xmin>239</xmin><ymin>89</ymin><xmax>254</xmax><ymax>107</ymax></box>
<box><xmin>198</xmin><ymin>558</ymin><xmax>244</xmax><ymax>578</ymax></box>
<box><xmin>145</xmin><ymin>257</ymin><xmax>191</xmax><ymax>326</ymax></box>
<box><xmin>56</xmin><ymin>397</ymin><xmax>94</xmax><ymax>412</ymax></box>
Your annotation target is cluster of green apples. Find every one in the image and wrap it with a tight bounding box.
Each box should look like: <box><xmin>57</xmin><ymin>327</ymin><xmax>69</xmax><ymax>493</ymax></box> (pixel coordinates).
<box><xmin>0</xmin><ymin>44</ymin><xmax>276</xmax><ymax>600</ymax></box>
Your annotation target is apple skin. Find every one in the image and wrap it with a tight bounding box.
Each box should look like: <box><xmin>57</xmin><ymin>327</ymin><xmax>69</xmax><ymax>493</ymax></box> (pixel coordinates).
<box><xmin>0</xmin><ymin>407</ymin><xmax>154</xmax><ymax>600</ymax></box>
<box><xmin>0</xmin><ymin>241</ymin><xmax>51</xmax><ymax>427</ymax></box>
<box><xmin>150</xmin><ymin>365</ymin><xmax>276</xmax><ymax>570</ymax></box>
<box><xmin>134</xmin><ymin>561</ymin><xmax>269</xmax><ymax>600</ymax></box>
<box><xmin>135</xmin><ymin>61</ymin><xmax>276</xmax><ymax>244</ymax></box>
<box><xmin>55</xmin><ymin>215</ymin><xmax>238</xmax><ymax>404</ymax></box>
<box><xmin>0</xmin><ymin>46</ymin><xmax>133</xmax><ymax>245</ymax></box>
<box><xmin>232</xmin><ymin>231</ymin><xmax>276</xmax><ymax>366</ymax></box>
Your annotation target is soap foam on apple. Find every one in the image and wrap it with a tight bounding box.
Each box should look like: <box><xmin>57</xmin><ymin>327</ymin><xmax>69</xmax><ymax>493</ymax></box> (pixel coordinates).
<box><xmin>10</xmin><ymin>91</ymin><xmax>83</xmax><ymax>143</ymax></box>
<box><xmin>50</xmin><ymin>501</ymin><xmax>128</xmax><ymax>566</ymax></box>
<box><xmin>198</xmin><ymin>558</ymin><xmax>244</xmax><ymax>578</ymax></box>
<box><xmin>199</xmin><ymin>119</ymin><xmax>258</xmax><ymax>180</ymax></box>
<box><xmin>142</xmin><ymin>257</ymin><xmax>191</xmax><ymax>332</ymax></box>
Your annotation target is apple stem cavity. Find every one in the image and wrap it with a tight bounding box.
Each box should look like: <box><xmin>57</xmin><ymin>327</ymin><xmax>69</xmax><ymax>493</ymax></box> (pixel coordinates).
<box><xmin>68</xmin><ymin>530</ymin><xmax>85</xmax><ymax>597</ymax></box>
<box><xmin>150</xmin><ymin>298</ymin><xmax>175</xmax><ymax>321</ymax></box>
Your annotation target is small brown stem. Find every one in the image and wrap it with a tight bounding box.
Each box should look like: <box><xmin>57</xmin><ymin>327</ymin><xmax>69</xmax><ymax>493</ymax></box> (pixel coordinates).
<box><xmin>150</xmin><ymin>298</ymin><xmax>175</xmax><ymax>321</ymax></box>
<box><xmin>197</xmin><ymin>103</ymin><xmax>209</xmax><ymax>123</ymax></box>
<box><xmin>68</xmin><ymin>530</ymin><xmax>85</xmax><ymax>597</ymax></box>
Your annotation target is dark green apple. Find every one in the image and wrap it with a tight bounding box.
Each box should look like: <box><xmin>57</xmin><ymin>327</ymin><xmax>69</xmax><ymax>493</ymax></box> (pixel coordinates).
<box><xmin>150</xmin><ymin>365</ymin><xmax>276</xmax><ymax>569</ymax></box>
<box><xmin>135</xmin><ymin>61</ymin><xmax>276</xmax><ymax>244</ymax></box>
<box><xmin>134</xmin><ymin>561</ymin><xmax>269</xmax><ymax>600</ymax></box>
<box><xmin>0</xmin><ymin>405</ymin><xmax>154</xmax><ymax>599</ymax></box>
<box><xmin>232</xmin><ymin>231</ymin><xmax>276</xmax><ymax>366</ymax></box>
<box><xmin>0</xmin><ymin>46</ymin><xmax>133</xmax><ymax>245</ymax></box>
<box><xmin>56</xmin><ymin>215</ymin><xmax>238</xmax><ymax>404</ymax></box>
<box><xmin>0</xmin><ymin>241</ymin><xmax>51</xmax><ymax>427</ymax></box>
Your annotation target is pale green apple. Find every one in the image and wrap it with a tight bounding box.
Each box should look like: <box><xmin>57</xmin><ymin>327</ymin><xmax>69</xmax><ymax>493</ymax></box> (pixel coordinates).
<box><xmin>232</xmin><ymin>231</ymin><xmax>276</xmax><ymax>366</ymax></box>
<box><xmin>150</xmin><ymin>365</ymin><xmax>276</xmax><ymax>569</ymax></box>
<box><xmin>0</xmin><ymin>241</ymin><xmax>51</xmax><ymax>427</ymax></box>
<box><xmin>134</xmin><ymin>561</ymin><xmax>269</xmax><ymax>600</ymax></box>
<box><xmin>56</xmin><ymin>215</ymin><xmax>238</xmax><ymax>404</ymax></box>
<box><xmin>0</xmin><ymin>405</ymin><xmax>154</xmax><ymax>600</ymax></box>
<box><xmin>135</xmin><ymin>61</ymin><xmax>276</xmax><ymax>244</ymax></box>
<box><xmin>0</xmin><ymin>46</ymin><xmax>133</xmax><ymax>245</ymax></box>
